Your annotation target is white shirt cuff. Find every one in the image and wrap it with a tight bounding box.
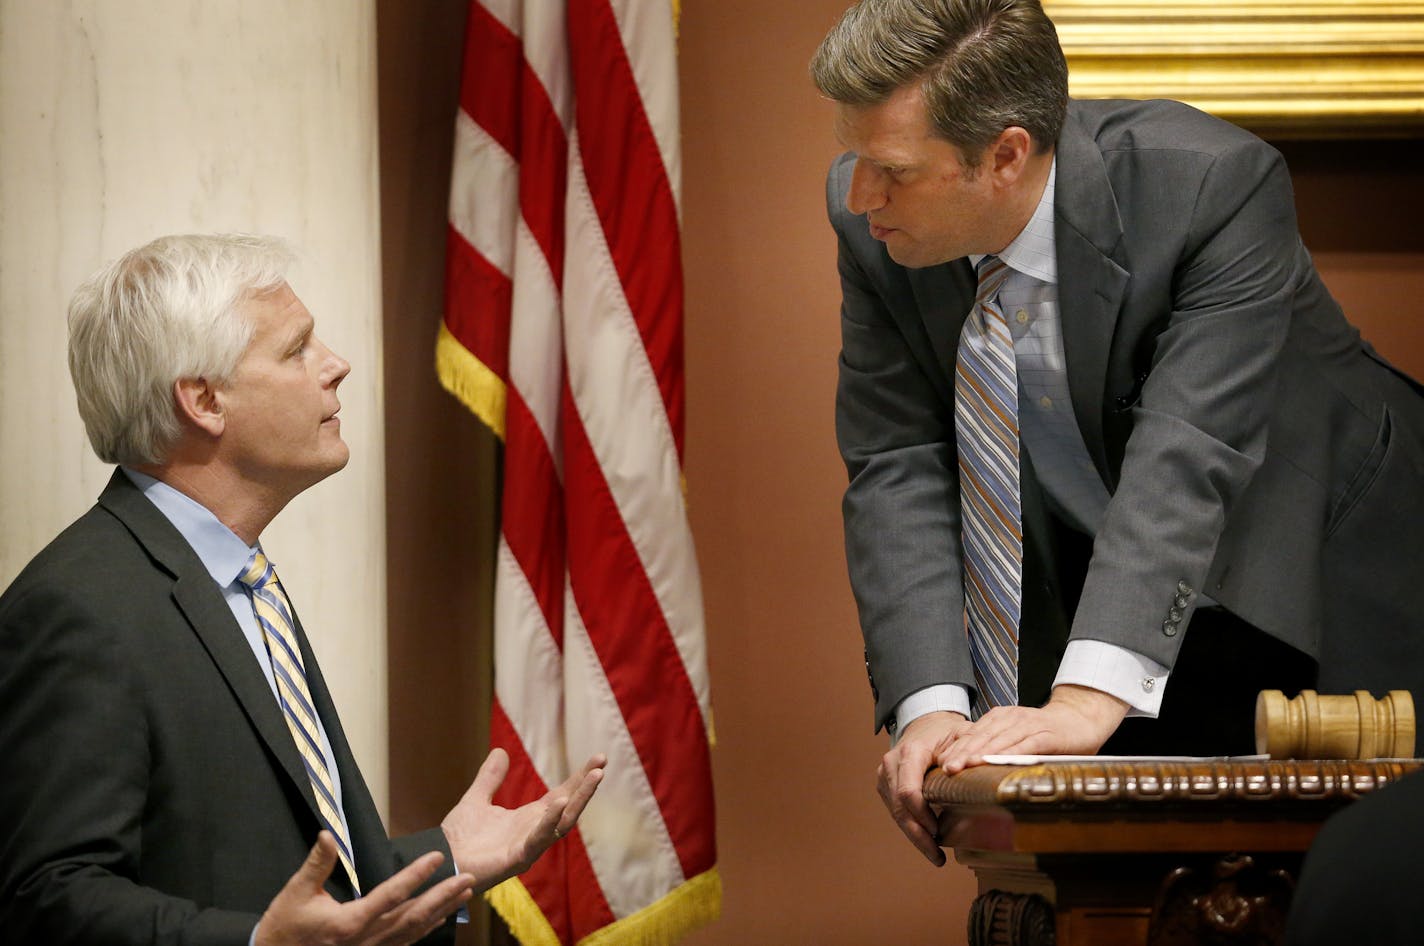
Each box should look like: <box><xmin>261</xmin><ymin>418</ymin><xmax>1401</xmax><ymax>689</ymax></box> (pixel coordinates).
<box><xmin>1053</xmin><ymin>639</ymin><xmax>1169</xmax><ymax>717</ymax></box>
<box><xmin>891</xmin><ymin>684</ymin><xmax>971</xmax><ymax>744</ymax></box>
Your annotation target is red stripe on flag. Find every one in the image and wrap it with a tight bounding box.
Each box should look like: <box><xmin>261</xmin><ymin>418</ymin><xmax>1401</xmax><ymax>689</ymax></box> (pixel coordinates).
<box><xmin>561</xmin><ymin>388</ymin><xmax>716</xmax><ymax>879</ymax></box>
<box><xmin>501</xmin><ymin>387</ymin><xmax>566</xmax><ymax>648</ymax></box>
<box><xmin>459</xmin><ymin>3</ymin><xmax>521</xmax><ymax>157</ymax></box>
<box><xmin>567</xmin><ymin>0</ymin><xmax>686</xmax><ymax>460</ymax></box>
<box><xmin>490</xmin><ymin>699</ymin><xmax>571</xmax><ymax>943</ymax></box>
<box><xmin>517</xmin><ymin>66</ymin><xmax>567</xmax><ymax>285</ymax></box>
<box><xmin>443</xmin><ymin>225</ymin><xmax>511</xmax><ymax>381</ymax></box>
<box><xmin>458</xmin><ymin>1</ymin><xmax>567</xmax><ymax>277</ymax></box>
<box><xmin>491</xmin><ymin>699</ymin><xmax>616</xmax><ymax>939</ymax></box>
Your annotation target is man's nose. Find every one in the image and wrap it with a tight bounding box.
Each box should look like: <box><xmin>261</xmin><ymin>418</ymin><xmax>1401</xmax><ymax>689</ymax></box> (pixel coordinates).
<box><xmin>316</xmin><ymin>338</ymin><xmax>351</xmax><ymax>387</ymax></box>
<box><xmin>845</xmin><ymin>159</ymin><xmax>886</xmax><ymax>216</ymax></box>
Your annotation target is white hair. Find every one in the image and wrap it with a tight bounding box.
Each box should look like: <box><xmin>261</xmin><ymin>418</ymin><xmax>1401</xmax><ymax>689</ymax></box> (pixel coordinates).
<box><xmin>67</xmin><ymin>233</ymin><xmax>296</xmax><ymax>466</ymax></box>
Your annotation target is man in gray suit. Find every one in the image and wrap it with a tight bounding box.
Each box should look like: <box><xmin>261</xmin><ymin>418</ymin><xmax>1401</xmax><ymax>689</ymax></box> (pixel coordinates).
<box><xmin>0</xmin><ymin>234</ymin><xmax>605</xmax><ymax>943</ymax></box>
<box><xmin>812</xmin><ymin>0</ymin><xmax>1424</xmax><ymax>865</ymax></box>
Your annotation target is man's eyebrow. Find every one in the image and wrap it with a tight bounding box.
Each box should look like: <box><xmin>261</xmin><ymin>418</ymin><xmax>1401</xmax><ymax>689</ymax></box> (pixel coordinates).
<box><xmin>282</xmin><ymin>318</ymin><xmax>314</xmax><ymax>349</ymax></box>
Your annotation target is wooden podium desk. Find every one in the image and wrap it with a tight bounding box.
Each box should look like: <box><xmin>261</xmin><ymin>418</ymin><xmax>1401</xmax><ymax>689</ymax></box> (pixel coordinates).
<box><xmin>924</xmin><ymin>759</ymin><xmax>1422</xmax><ymax>946</ymax></box>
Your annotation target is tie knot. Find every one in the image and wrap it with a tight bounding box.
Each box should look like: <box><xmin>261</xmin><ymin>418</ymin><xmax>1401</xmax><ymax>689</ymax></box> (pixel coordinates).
<box><xmin>240</xmin><ymin>550</ymin><xmax>276</xmax><ymax>591</ymax></box>
<box><xmin>976</xmin><ymin>255</ymin><xmax>1010</xmax><ymax>303</ymax></box>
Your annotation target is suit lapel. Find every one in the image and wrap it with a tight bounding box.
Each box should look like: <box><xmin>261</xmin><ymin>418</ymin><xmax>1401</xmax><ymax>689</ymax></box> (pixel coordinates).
<box><xmin>98</xmin><ymin>472</ymin><xmax>325</xmax><ymax>831</ymax></box>
<box><xmin>289</xmin><ymin>605</ymin><xmax>388</xmax><ymax>887</ymax></box>
<box><xmin>1054</xmin><ymin>105</ymin><xmax>1132</xmax><ymax>488</ymax></box>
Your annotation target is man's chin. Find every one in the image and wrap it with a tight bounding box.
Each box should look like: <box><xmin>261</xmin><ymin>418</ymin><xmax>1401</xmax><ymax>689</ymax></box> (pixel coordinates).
<box><xmin>884</xmin><ymin>244</ymin><xmax>933</xmax><ymax>269</ymax></box>
<box><xmin>883</xmin><ymin>240</ymin><xmax>958</xmax><ymax>270</ymax></box>
<box><xmin>313</xmin><ymin>446</ymin><xmax>352</xmax><ymax>483</ymax></box>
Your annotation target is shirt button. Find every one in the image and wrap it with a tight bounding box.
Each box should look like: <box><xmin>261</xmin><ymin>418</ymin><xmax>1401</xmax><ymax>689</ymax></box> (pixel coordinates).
<box><xmin>1177</xmin><ymin>580</ymin><xmax>1192</xmax><ymax>596</ymax></box>
<box><xmin>1163</xmin><ymin>620</ymin><xmax>1178</xmax><ymax>637</ymax></box>
<box><xmin>1039</xmin><ymin>395</ymin><xmax>1053</xmax><ymax>409</ymax></box>
<box><xmin>1142</xmin><ymin>677</ymin><xmax>1156</xmax><ymax>693</ymax></box>
<box><xmin>1175</xmin><ymin>594</ymin><xmax>1189</xmax><ymax>609</ymax></box>
<box><xmin>1168</xmin><ymin>608</ymin><xmax>1183</xmax><ymax>622</ymax></box>
<box><xmin>1016</xmin><ymin>309</ymin><xmax>1029</xmax><ymax>324</ymax></box>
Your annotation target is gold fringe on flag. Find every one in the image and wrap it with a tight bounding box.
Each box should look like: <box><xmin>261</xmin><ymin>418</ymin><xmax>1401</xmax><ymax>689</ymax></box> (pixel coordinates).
<box><xmin>488</xmin><ymin>868</ymin><xmax>723</xmax><ymax>946</ymax></box>
<box><xmin>487</xmin><ymin>877</ymin><xmax>560</xmax><ymax>946</ymax></box>
<box><xmin>435</xmin><ymin>321</ymin><xmax>508</xmax><ymax>441</ymax></box>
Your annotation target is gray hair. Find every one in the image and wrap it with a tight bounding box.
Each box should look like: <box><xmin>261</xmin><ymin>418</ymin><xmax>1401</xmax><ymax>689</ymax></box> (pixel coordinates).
<box><xmin>810</xmin><ymin>0</ymin><xmax>1068</xmax><ymax>166</ymax></box>
<box><xmin>67</xmin><ymin>233</ymin><xmax>295</xmax><ymax>466</ymax></box>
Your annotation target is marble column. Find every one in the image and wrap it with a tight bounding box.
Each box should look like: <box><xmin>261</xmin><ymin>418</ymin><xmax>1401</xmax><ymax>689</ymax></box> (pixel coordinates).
<box><xmin>0</xmin><ymin>1</ymin><xmax>391</xmax><ymax>810</ymax></box>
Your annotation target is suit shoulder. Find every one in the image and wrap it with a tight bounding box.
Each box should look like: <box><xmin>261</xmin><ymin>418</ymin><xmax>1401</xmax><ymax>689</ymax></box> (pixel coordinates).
<box><xmin>1068</xmin><ymin>97</ymin><xmax>1277</xmax><ymax>163</ymax></box>
<box><xmin>0</xmin><ymin>505</ymin><xmax>148</xmax><ymax>621</ymax></box>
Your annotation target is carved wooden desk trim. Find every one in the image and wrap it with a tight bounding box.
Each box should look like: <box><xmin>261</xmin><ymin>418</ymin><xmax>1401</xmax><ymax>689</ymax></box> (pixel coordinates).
<box><xmin>924</xmin><ymin>760</ymin><xmax>1422</xmax><ymax>946</ymax></box>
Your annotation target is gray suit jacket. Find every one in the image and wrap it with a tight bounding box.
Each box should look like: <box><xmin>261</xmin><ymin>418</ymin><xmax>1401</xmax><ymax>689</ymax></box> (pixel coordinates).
<box><xmin>0</xmin><ymin>471</ymin><xmax>454</xmax><ymax>944</ymax></box>
<box><xmin>831</xmin><ymin>98</ymin><xmax>1424</xmax><ymax>731</ymax></box>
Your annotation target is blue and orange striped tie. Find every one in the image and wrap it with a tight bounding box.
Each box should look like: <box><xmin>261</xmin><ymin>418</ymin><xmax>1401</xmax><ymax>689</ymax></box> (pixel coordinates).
<box><xmin>240</xmin><ymin>551</ymin><xmax>361</xmax><ymax>894</ymax></box>
<box><xmin>954</xmin><ymin>256</ymin><xmax>1021</xmax><ymax>718</ymax></box>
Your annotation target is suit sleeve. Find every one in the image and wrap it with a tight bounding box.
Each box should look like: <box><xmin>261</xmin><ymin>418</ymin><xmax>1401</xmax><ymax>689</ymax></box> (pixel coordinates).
<box><xmin>1073</xmin><ymin>138</ymin><xmax>1301</xmax><ymax>661</ymax></box>
<box><xmin>390</xmin><ymin>828</ymin><xmax>455</xmax><ymax>873</ymax></box>
<box><xmin>390</xmin><ymin>830</ymin><xmax>458</xmax><ymax>946</ymax></box>
<box><xmin>829</xmin><ymin>158</ymin><xmax>974</xmax><ymax>731</ymax></box>
<box><xmin>0</xmin><ymin>581</ymin><xmax>259</xmax><ymax>945</ymax></box>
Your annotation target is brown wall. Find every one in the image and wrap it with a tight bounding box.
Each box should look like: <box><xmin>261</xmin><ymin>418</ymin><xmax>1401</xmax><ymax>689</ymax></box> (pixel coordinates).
<box><xmin>378</xmin><ymin>3</ymin><xmax>1424</xmax><ymax>945</ymax></box>
<box><xmin>1277</xmin><ymin>138</ymin><xmax>1424</xmax><ymax>379</ymax></box>
<box><xmin>676</xmin><ymin>2</ymin><xmax>982</xmax><ymax>942</ymax></box>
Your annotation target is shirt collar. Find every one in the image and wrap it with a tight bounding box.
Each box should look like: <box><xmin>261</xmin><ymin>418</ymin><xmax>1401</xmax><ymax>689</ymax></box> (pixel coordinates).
<box><xmin>121</xmin><ymin>467</ymin><xmax>258</xmax><ymax>587</ymax></box>
<box><xmin>970</xmin><ymin>155</ymin><xmax>1058</xmax><ymax>285</ymax></box>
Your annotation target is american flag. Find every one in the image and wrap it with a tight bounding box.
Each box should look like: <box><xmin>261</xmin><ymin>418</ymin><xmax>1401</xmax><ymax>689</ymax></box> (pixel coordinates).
<box><xmin>436</xmin><ymin>1</ymin><xmax>719</xmax><ymax>943</ymax></box>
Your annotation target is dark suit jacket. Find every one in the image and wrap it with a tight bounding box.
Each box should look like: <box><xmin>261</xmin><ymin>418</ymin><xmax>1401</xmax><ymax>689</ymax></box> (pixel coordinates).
<box><xmin>0</xmin><ymin>471</ymin><xmax>454</xmax><ymax>944</ymax></box>
<box><xmin>831</xmin><ymin>97</ymin><xmax>1424</xmax><ymax>731</ymax></box>
<box><xmin>1285</xmin><ymin>768</ymin><xmax>1424</xmax><ymax>945</ymax></box>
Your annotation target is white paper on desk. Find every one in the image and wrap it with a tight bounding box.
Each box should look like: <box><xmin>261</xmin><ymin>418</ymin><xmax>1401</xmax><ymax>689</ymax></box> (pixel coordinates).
<box><xmin>981</xmin><ymin>754</ymin><xmax>1271</xmax><ymax>765</ymax></box>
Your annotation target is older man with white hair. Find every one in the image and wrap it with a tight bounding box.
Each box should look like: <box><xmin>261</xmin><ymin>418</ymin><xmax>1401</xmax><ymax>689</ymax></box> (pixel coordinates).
<box><xmin>0</xmin><ymin>233</ymin><xmax>604</xmax><ymax>945</ymax></box>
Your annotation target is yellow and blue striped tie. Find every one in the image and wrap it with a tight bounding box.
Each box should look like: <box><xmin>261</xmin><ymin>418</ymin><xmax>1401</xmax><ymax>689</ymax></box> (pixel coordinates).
<box><xmin>955</xmin><ymin>256</ymin><xmax>1021</xmax><ymax>718</ymax></box>
<box><xmin>240</xmin><ymin>551</ymin><xmax>361</xmax><ymax>894</ymax></box>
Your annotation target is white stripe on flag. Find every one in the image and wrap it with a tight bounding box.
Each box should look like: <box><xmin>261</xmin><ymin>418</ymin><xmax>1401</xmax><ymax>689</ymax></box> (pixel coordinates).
<box><xmin>479</xmin><ymin>0</ymin><xmax>522</xmax><ymax>37</ymax></box>
<box><xmin>563</xmin><ymin>138</ymin><xmax>712</xmax><ymax>725</ymax></box>
<box><xmin>507</xmin><ymin>218</ymin><xmax>564</xmax><ymax>461</ymax></box>
<box><xmin>492</xmin><ymin>538</ymin><xmax>566</xmax><ymax>786</ymax></box>
<box><xmin>521</xmin><ymin>0</ymin><xmax>573</xmax><ymax>131</ymax></box>
<box><xmin>449</xmin><ymin>111</ymin><xmax>517</xmax><ymax>279</ymax></box>
<box><xmin>606</xmin><ymin>0</ymin><xmax>681</xmax><ymax>214</ymax></box>
<box><xmin>563</xmin><ymin>578</ymin><xmax>687</xmax><ymax>917</ymax></box>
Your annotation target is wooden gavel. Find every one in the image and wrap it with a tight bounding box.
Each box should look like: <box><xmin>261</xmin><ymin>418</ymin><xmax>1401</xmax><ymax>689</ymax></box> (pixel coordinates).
<box><xmin>1255</xmin><ymin>689</ymin><xmax>1415</xmax><ymax>759</ymax></box>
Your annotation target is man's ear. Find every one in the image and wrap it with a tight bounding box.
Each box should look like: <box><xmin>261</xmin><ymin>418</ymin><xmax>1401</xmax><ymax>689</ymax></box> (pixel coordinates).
<box><xmin>988</xmin><ymin>126</ymin><xmax>1034</xmax><ymax>183</ymax></box>
<box><xmin>174</xmin><ymin>377</ymin><xmax>225</xmax><ymax>438</ymax></box>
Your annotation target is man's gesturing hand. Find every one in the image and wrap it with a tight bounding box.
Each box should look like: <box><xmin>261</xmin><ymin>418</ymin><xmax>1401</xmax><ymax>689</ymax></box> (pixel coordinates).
<box><xmin>441</xmin><ymin>748</ymin><xmax>606</xmax><ymax>892</ymax></box>
<box><xmin>254</xmin><ymin>832</ymin><xmax>474</xmax><ymax>946</ymax></box>
<box><xmin>934</xmin><ymin>684</ymin><xmax>1129</xmax><ymax>775</ymax></box>
<box><xmin>877</xmin><ymin>710</ymin><xmax>972</xmax><ymax>866</ymax></box>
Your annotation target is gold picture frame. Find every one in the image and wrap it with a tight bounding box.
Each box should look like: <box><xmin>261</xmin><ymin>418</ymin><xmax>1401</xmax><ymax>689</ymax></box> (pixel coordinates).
<box><xmin>1044</xmin><ymin>1</ymin><xmax>1424</xmax><ymax>137</ymax></box>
